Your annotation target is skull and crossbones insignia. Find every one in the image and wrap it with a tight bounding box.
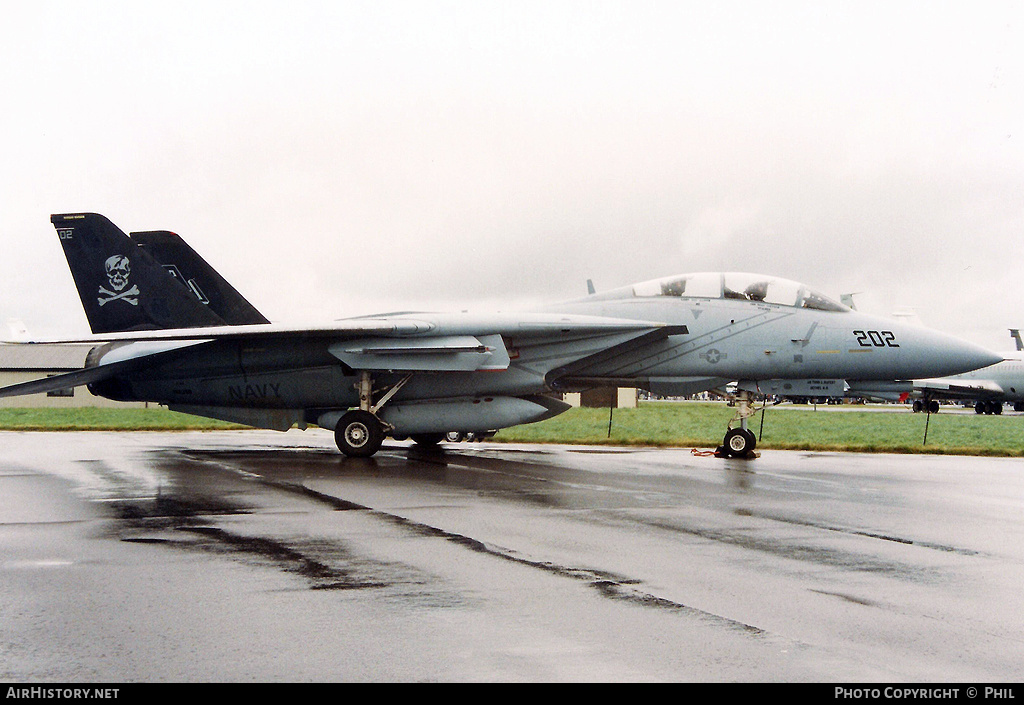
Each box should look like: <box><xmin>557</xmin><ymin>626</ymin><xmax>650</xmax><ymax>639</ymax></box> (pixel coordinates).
<box><xmin>98</xmin><ymin>255</ymin><xmax>140</xmax><ymax>306</ymax></box>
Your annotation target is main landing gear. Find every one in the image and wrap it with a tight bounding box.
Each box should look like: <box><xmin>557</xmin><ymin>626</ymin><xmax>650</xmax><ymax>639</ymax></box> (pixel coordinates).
<box><xmin>333</xmin><ymin>371</ymin><xmax>410</xmax><ymax>458</ymax></box>
<box><xmin>716</xmin><ymin>389</ymin><xmax>759</xmax><ymax>459</ymax></box>
<box><xmin>975</xmin><ymin>400</ymin><xmax>1004</xmax><ymax>415</ymax></box>
<box><xmin>335</xmin><ymin>409</ymin><xmax>385</xmax><ymax>457</ymax></box>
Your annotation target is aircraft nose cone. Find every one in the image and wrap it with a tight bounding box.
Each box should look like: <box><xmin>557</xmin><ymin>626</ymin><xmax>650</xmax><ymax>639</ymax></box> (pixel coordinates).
<box><xmin>955</xmin><ymin>342</ymin><xmax>1004</xmax><ymax>374</ymax></box>
<box><xmin>901</xmin><ymin>329</ymin><xmax>1002</xmax><ymax>379</ymax></box>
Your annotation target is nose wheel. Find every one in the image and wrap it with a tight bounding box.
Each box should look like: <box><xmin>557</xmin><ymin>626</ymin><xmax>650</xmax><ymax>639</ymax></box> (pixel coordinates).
<box><xmin>716</xmin><ymin>388</ymin><xmax>759</xmax><ymax>458</ymax></box>
<box><xmin>722</xmin><ymin>427</ymin><xmax>757</xmax><ymax>457</ymax></box>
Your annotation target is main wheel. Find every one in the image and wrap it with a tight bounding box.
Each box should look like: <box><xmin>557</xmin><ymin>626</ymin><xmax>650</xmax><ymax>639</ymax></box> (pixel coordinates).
<box><xmin>335</xmin><ymin>410</ymin><xmax>384</xmax><ymax>457</ymax></box>
<box><xmin>723</xmin><ymin>428</ymin><xmax>756</xmax><ymax>458</ymax></box>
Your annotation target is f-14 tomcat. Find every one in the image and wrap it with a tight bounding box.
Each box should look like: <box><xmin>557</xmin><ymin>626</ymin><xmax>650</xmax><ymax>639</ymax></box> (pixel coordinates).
<box><xmin>0</xmin><ymin>213</ymin><xmax>1001</xmax><ymax>458</ymax></box>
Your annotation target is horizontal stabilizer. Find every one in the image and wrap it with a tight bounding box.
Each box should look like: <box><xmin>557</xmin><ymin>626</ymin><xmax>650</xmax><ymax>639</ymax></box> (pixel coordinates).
<box><xmin>0</xmin><ymin>340</ymin><xmax>208</xmax><ymax>400</ymax></box>
<box><xmin>0</xmin><ymin>363</ymin><xmax>126</xmax><ymax>400</ymax></box>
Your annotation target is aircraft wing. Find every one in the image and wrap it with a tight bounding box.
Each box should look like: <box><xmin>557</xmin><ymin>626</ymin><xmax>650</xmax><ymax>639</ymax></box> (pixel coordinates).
<box><xmin>0</xmin><ymin>314</ymin><xmax>664</xmax><ymax>398</ymax></box>
<box><xmin>546</xmin><ymin>324</ymin><xmax>691</xmax><ymax>389</ymax></box>
<box><xmin>18</xmin><ymin>312</ymin><xmax>660</xmax><ymax>345</ymax></box>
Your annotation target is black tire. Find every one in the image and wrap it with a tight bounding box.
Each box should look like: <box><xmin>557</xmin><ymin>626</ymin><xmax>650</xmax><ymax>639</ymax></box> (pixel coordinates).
<box><xmin>444</xmin><ymin>431</ymin><xmax>464</xmax><ymax>443</ymax></box>
<box><xmin>335</xmin><ymin>410</ymin><xmax>384</xmax><ymax>457</ymax></box>
<box><xmin>723</xmin><ymin>428</ymin><xmax>756</xmax><ymax>458</ymax></box>
<box><xmin>976</xmin><ymin>401</ymin><xmax>987</xmax><ymax>415</ymax></box>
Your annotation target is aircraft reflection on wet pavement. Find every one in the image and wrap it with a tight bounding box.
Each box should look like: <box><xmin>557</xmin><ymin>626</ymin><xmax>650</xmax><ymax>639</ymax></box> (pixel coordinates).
<box><xmin>5</xmin><ymin>431</ymin><xmax>1023</xmax><ymax>681</ymax></box>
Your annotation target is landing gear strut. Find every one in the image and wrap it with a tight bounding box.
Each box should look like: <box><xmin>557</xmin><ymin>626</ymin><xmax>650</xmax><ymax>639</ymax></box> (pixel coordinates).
<box><xmin>717</xmin><ymin>389</ymin><xmax>758</xmax><ymax>458</ymax></box>
<box><xmin>333</xmin><ymin>371</ymin><xmax>411</xmax><ymax>457</ymax></box>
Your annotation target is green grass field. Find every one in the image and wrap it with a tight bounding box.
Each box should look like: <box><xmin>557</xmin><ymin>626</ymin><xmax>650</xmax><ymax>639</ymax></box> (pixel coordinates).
<box><xmin>492</xmin><ymin>401</ymin><xmax>1024</xmax><ymax>457</ymax></box>
<box><xmin>0</xmin><ymin>407</ymin><xmax>245</xmax><ymax>431</ymax></box>
<box><xmin>0</xmin><ymin>402</ymin><xmax>1021</xmax><ymax>457</ymax></box>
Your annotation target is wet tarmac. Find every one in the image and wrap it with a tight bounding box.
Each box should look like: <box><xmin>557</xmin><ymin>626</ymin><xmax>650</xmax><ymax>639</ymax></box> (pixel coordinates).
<box><xmin>1</xmin><ymin>430</ymin><xmax>1023</xmax><ymax>682</ymax></box>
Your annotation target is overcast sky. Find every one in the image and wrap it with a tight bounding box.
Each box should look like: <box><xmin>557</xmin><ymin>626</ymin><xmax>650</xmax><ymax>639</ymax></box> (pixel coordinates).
<box><xmin>1</xmin><ymin>1</ymin><xmax>1021</xmax><ymax>351</ymax></box>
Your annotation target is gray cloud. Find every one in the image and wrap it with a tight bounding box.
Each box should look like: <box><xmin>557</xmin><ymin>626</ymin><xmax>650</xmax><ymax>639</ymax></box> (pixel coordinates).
<box><xmin>0</xmin><ymin>2</ymin><xmax>1021</xmax><ymax>352</ymax></box>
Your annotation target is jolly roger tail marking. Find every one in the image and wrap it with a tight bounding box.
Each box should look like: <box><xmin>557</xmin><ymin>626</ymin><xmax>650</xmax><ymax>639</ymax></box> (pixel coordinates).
<box><xmin>98</xmin><ymin>284</ymin><xmax>140</xmax><ymax>306</ymax></box>
<box><xmin>99</xmin><ymin>255</ymin><xmax>139</xmax><ymax>306</ymax></box>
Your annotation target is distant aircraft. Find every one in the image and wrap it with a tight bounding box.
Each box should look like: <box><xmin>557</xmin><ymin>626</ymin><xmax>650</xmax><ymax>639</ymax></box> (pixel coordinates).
<box><xmin>0</xmin><ymin>213</ymin><xmax>1001</xmax><ymax>457</ymax></box>
<box><xmin>908</xmin><ymin>330</ymin><xmax>1023</xmax><ymax>414</ymax></box>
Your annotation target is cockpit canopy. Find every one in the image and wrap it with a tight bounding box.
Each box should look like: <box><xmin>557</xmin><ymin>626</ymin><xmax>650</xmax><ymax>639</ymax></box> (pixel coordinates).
<box><xmin>631</xmin><ymin>272</ymin><xmax>849</xmax><ymax>312</ymax></box>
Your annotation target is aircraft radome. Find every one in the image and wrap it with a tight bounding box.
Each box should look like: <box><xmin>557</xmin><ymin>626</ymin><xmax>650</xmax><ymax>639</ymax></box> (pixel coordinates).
<box><xmin>906</xmin><ymin>329</ymin><xmax>1023</xmax><ymax>415</ymax></box>
<box><xmin>0</xmin><ymin>213</ymin><xmax>1002</xmax><ymax>458</ymax></box>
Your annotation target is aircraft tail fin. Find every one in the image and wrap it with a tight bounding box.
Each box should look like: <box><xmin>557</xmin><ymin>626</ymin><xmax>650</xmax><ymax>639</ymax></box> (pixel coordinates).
<box><xmin>51</xmin><ymin>213</ymin><xmax>227</xmax><ymax>334</ymax></box>
<box><xmin>130</xmin><ymin>230</ymin><xmax>270</xmax><ymax>325</ymax></box>
<box><xmin>5</xmin><ymin>319</ymin><xmax>29</xmax><ymax>342</ymax></box>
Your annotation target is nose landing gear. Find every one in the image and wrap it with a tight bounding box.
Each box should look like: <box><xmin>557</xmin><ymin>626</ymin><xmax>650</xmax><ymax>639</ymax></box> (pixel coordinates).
<box><xmin>722</xmin><ymin>427</ymin><xmax>757</xmax><ymax>457</ymax></box>
<box><xmin>716</xmin><ymin>389</ymin><xmax>759</xmax><ymax>459</ymax></box>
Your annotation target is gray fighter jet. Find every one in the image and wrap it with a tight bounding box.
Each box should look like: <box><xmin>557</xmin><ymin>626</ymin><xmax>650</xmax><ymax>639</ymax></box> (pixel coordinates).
<box><xmin>0</xmin><ymin>213</ymin><xmax>1001</xmax><ymax>457</ymax></box>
